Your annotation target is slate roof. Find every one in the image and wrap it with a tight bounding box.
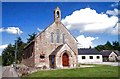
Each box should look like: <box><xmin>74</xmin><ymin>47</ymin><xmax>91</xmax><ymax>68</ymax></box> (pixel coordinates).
<box><xmin>100</xmin><ymin>50</ymin><xmax>120</xmax><ymax>56</ymax></box>
<box><xmin>78</xmin><ymin>48</ymin><xmax>101</xmax><ymax>55</ymax></box>
<box><xmin>115</xmin><ymin>50</ymin><xmax>120</xmax><ymax>56</ymax></box>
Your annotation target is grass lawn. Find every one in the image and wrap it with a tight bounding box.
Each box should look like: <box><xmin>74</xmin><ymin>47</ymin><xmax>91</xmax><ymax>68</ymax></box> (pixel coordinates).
<box><xmin>23</xmin><ymin>65</ymin><xmax>119</xmax><ymax>77</ymax></box>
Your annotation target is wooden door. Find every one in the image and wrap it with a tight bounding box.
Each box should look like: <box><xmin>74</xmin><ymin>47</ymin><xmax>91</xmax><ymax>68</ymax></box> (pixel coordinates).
<box><xmin>62</xmin><ymin>53</ymin><xmax>69</xmax><ymax>66</ymax></box>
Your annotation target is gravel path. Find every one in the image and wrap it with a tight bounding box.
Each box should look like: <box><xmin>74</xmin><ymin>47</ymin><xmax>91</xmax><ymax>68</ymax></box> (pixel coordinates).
<box><xmin>2</xmin><ymin>66</ymin><xmax>20</xmax><ymax>78</ymax></box>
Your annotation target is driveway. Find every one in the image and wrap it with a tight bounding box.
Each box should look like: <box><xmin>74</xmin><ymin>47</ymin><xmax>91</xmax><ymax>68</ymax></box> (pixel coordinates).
<box><xmin>2</xmin><ymin>66</ymin><xmax>20</xmax><ymax>78</ymax></box>
<box><xmin>93</xmin><ymin>62</ymin><xmax>120</xmax><ymax>66</ymax></box>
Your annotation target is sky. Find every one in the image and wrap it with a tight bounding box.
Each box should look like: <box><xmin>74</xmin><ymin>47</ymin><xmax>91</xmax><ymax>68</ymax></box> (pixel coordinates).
<box><xmin>0</xmin><ymin>2</ymin><xmax>119</xmax><ymax>55</ymax></box>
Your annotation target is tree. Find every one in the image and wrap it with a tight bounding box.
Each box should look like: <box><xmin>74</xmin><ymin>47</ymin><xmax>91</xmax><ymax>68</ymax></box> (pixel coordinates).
<box><xmin>27</xmin><ymin>32</ymin><xmax>36</xmax><ymax>44</ymax></box>
<box><xmin>2</xmin><ymin>37</ymin><xmax>26</xmax><ymax>66</ymax></box>
<box><xmin>104</xmin><ymin>41</ymin><xmax>113</xmax><ymax>50</ymax></box>
<box><xmin>95</xmin><ymin>41</ymin><xmax>120</xmax><ymax>52</ymax></box>
<box><xmin>2</xmin><ymin>44</ymin><xmax>15</xmax><ymax>66</ymax></box>
<box><xmin>112</xmin><ymin>41</ymin><xmax>120</xmax><ymax>51</ymax></box>
<box><xmin>15</xmin><ymin>37</ymin><xmax>26</xmax><ymax>63</ymax></box>
<box><xmin>95</xmin><ymin>45</ymin><xmax>105</xmax><ymax>51</ymax></box>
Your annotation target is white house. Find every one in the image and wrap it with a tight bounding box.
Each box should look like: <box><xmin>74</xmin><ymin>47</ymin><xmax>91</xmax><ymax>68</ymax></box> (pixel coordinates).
<box><xmin>78</xmin><ymin>49</ymin><xmax>102</xmax><ymax>64</ymax></box>
<box><xmin>100</xmin><ymin>50</ymin><xmax>120</xmax><ymax>62</ymax></box>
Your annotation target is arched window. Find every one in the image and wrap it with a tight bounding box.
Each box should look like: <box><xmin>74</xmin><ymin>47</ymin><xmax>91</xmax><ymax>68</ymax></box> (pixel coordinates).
<box><xmin>56</xmin><ymin>11</ymin><xmax>59</xmax><ymax>18</ymax></box>
<box><xmin>56</xmin><ymin>29</ymin><xmax>60</xmax><ymax>43</ymax></box>
<box><xmin>62</xmin><ymin>34</ymin><xmax>65</xmax><ymax>43</ymax></box>
<box><xmin>51</xmin><ymin>32</ymin><xmax>54</xmax><ymax>43</ymax></box>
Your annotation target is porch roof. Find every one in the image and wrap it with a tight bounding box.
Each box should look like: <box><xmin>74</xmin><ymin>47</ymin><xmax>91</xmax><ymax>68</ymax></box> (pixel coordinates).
<box><xmin>50</xmin><ymin>44</ymin><xmax>64</xmax><ymax>56</ymax></box>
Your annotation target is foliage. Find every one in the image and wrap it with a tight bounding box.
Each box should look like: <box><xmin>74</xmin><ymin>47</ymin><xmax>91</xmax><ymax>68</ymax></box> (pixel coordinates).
<box><xmin>27</xmin><ymin>32</ymin><xmax>36</xmax><ymax>44</ymax></box>
<box><xmin>2</xmin><ymin>37</ymin><xmax>26</xmax><ymax>66</ymax></box>
<box><xmin>16</xmin><ymin>37</ymin><xmax>26</xmax><ymax>63</ymax></box>
<box><xmin>2</xmin><ymin>44</ymin><xmax>15</xmax><ymax>66</ymax></box>
<box><xmin>95</xmin><ymin>41</ymin><xmax>120</xmax><ymax>51</ymax></box>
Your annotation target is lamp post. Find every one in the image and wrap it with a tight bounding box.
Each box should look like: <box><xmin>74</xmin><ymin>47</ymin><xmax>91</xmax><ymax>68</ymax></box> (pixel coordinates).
<box><xmin>14</xmin><ymin>29</ymin><xmax>18</xmax><ymax>69</ymax></box>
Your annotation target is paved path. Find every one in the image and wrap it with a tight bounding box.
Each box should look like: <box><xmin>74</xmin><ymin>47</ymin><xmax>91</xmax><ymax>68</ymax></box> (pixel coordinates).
<box><xmin>80</xmin><ymin>65</ymin><xmax>95</xmax><ymax>68</ymax></box>
<box><xmin>93</xmin><ymin>62</ymin><xmax>120</xmax><ymax>66</ymax></box>
<box><xmin>2</xmin><ymin>66</ymin><xmax>20</xmax><ymax>78</ymax></box>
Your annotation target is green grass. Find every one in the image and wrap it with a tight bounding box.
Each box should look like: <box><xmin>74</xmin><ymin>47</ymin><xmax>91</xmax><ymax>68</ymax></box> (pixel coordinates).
<box><xmin>23</xmin><ymin>65</ymin><xmax>119</xmax><ymax>77</ymax></box>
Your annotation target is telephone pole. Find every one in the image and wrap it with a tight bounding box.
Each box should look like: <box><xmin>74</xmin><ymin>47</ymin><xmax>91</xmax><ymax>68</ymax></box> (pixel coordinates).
<box><xmin>14</xmin><ymin>29</ymin><xmax>18</xmax><ymax>69</ymax></box>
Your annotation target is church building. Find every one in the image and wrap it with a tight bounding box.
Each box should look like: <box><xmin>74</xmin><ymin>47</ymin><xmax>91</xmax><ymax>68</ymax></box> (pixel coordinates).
<box><xmin>22</xmin><ymin>7</ymin><xmax>78</xmax><ymax>69</ymax></box>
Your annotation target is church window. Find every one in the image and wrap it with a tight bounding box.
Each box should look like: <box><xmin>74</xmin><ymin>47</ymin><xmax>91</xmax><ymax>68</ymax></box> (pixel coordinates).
<box><xmin>40</xmin><ymin>53</ymin><xmax>45</xmax><ymax>62</ymax></box>
<box><xmin>56</xmin><ymin>29</ymin><xmax>60</xmax><ymax>43</ymax></box>
<box><xmin>51</xmin><ymin>32</ymin><xmax>54</xmax><ymax>43</ymax></box>
<box><xmin>62</xmin><ymin>34</ymin><xmax>65</xmax><ymax>43</ymax></box>
<box><xmin>40</xmin><ymin>54</ymin><xmax>45</xmax><ymax>59</ymax></box>
<box><xmin>40</xmin><ymin>55</ymin><xmax>45</xmax><ymax>59</ymax></box>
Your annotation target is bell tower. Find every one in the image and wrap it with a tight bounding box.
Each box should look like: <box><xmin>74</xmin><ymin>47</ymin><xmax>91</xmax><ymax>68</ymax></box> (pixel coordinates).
<box><xmin>54</xmin><ymin>6</ymin><xmax>61</xmax><ymax>23</ymax></box>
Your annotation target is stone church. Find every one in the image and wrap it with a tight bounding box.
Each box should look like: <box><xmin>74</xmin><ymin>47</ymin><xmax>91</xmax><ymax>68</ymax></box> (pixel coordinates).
<box><xmin>22</xmin><ymin>7</ymin><xmax>78</xmax><ymax>69</ymax></box>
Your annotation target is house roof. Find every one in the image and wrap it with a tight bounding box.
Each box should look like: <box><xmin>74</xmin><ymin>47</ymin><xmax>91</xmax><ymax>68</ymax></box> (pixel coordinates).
<box><xmin>114</xmin><ymin>50</ymin><xmax>120</xmax><ymax>56</ymax></box>
<box><xmin>100</xmin><ymin>50</ymin><xmax>120</xmax><ymax>56</ymax></box>
<box><xmin>78</xmin><ymin>48</ymin><xmax>101</xmax><ymax>55</ymax></box>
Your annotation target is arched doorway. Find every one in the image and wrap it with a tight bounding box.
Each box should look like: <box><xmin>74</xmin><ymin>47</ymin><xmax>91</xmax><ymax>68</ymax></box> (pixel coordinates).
<box><xmin>62</xmin><ymin>53</ymin><xmax>69</xmax><ymax>66</ymax></box>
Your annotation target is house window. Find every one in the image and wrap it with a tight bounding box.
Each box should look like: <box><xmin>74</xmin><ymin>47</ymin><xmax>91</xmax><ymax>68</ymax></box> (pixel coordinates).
<box><xmin>56</xmin><ymin>29</ymin><xmax>60</xmax><ymax>43</ymax></box>
<box><xmin>82</xmin><ymin>56</ymin><xmax>85</xmax><ymax>59</ymax></box>
<box><xmin>90</xmin><ymin>56</ymin><xmax>93</xmax><ymax>59</ymax></box>
<box><xmin>97</xmin><ymin>56</ymin><xmax>100</xmax><ymax>59</ymax></box>
<box><xmin>51</xmin><ymin>32</ymin><xmax>54</xmax><ymax>43</ymax></box>
<box><xmin>62</xmin><ymin>34</ymin><xmax>65</xmax><ymax>43</ymax></box>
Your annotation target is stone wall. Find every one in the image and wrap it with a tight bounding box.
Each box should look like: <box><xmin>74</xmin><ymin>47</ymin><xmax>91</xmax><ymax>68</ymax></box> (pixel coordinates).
<box><xmin>22</xmin><ymin>42</ymin><xmax>35</xmax><ymax>67</ymax></box>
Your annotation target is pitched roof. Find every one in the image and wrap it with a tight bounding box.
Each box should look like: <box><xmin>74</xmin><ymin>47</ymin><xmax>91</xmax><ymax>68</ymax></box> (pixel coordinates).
<box><xmin>50</xmin><ymin>44</ymin><xmax>64</xmax><ymax>56</ymax></box>
<box><xmin>78</xmin><ymin>48</ymin><xmax>101</xmax><ymax>55</ymax></box>
<box><xmin>100</xmin><ymin>50</ymin><xmax>112</xmax><ymax>56</ymax></box>
<box><xmin>100</xmin><ymin>50</ymin><xmax>120</xmax><ymax>56</ymax></box>
<box><xmin>50</xmin><ymin>43</ymin><xmax>77</xmax><ymax>56</ymax></box>
<box><xmin>114</xmin><ymin>50</ymin><xmax>120</xmax><ymax>56</ymax></box>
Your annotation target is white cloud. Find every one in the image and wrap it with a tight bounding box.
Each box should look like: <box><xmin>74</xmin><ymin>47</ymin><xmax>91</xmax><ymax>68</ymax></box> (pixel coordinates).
<box><xmin>37</xmin><ymin>28</ymin><xmax>43</xmax><ymax>32</ymax></box>
<box><xmin>0</xmin><ymin>44</ymin><xmax>8</xmax><ymax>55</ymax></box>
<box><xmin>5</xmin><ymin>27</ymin><xmax>23</xmax><ymax>35</ymax></box>
<box><xmin>111</xmin><ymin>23</ymin><xmax>120</xmax><ymax>35</ymax></box>
<box><xmin>106</xmin><ymin>8</ymin><xmax>118</xmax><ymax>16</ymax></box>
<box><xmin>0</xmin><ymin>28</ymin><xmax>4</xmax><ymax>32</ymax></box>
<box><xmin>0</xmin><ymin>27</ymin><xmax>23</xmax><ymax>35</ymax></box>
<box><xmin>111</xmin><ymin>2</ymin><xmax>119</xmax><ymax>7</ymax></box>
<box><xmin>61</xmin><ymin>8</ymin><xmax>118</xmax><ymax>34</ymax></box>
<box><xmin>0</xmin><ymin>44</ymin><xmax>8</xmax><ymax>50</ymax></box>
<box><xmin>76</xmin><ymin>35</ymin><xmax>98</xmax><ymax>48</ymax></box>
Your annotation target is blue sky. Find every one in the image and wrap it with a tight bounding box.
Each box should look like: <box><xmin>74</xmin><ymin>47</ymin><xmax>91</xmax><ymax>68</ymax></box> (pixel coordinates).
<box><xmin>0</xmin><ymin>2</ymin><xmax>119</xmax><ymax>55</ymax></box>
